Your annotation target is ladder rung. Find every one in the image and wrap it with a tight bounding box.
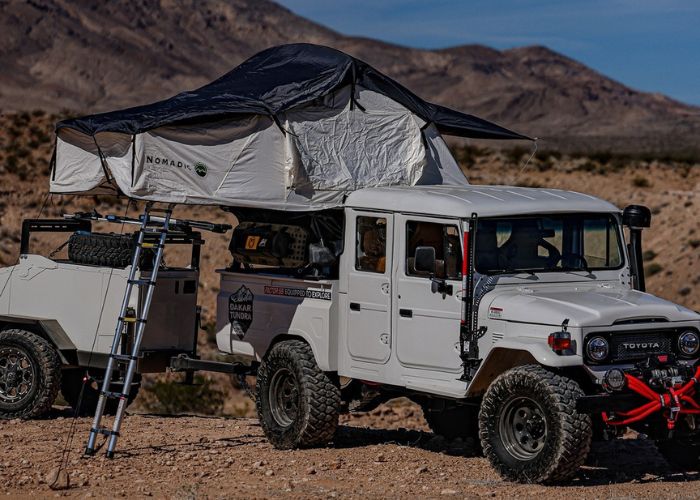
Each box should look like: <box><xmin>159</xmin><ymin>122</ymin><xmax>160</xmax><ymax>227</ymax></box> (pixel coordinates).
<box><xmin>91</xmin><ymin>427</ymin><xmax>120</xmax><ymax>437</ymax></box>
<box><xmin>119</xmin><ymin>316</ymin><xmax>147</xmax><ymax>324</ymax></box>
<box><xmin>111</xmin><ymin>353</ymin><xmax>138</xmax><ymax>362</ymax></box>
<box><xmin>100</xmin><ymin>390</ymin><xmax>128</xmax><ymax>400</ymax></box>
<box><xmin>128</xmin><ymin>279</ymin><xmax>155</xmax><ymax>287</ymax></box>
<box><xmin>140</xmin><ymin>242</ymin><xmax>162</xmax><ymax>249</ymax></box>
<box><xmin>141</xmin><ymin>229</ymin><xmax>166</xmax><ymax>236</ymax></box>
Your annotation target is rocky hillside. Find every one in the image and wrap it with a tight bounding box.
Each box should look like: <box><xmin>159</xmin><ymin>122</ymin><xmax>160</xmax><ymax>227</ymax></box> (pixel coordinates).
<box><xmin>1</xmin><ymin>0</ymin><xmax>699</xmax><ymax>152</ymax></box>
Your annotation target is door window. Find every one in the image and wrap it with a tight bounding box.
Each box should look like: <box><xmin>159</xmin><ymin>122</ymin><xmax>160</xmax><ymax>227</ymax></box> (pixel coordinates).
<box><xmin>405</xmin><ymin>221</ymin><xmax>462</xmax><ymax>279</ymax></box>
<box><xmin>355</xmin><ymin>216</ymin><xmax>387</xmax><ymax>273</ymax></box>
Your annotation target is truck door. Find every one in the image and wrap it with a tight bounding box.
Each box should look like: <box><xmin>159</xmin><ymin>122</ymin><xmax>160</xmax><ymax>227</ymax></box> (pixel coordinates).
<box><xmin>346</xmin><ymin>211</ymin><xmax>393</xmax><ymax>363</ymax></box>
<box><xmin>394</xmin><ymin>215</ymin><xmax>463</xmax><ymax>373</ymax></box>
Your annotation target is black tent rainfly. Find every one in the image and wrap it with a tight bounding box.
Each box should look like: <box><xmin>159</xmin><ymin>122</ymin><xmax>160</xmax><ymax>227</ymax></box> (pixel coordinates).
<box><xmin>52</xmin><ymin>43</ymin><xmax>531</xmax><ymax>210</ymax></box>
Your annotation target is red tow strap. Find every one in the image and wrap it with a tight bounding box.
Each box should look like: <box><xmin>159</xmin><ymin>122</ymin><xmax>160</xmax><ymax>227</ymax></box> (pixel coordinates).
<box><xmin>602</xmin><ymin>366</ymin><xmax>700</xmax><ymax>429</ymax></box>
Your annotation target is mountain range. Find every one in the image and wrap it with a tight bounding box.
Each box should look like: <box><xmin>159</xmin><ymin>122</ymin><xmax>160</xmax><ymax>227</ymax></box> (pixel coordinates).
<box><xmin>1</xmin><ymin>0</ymin><xmax>699</xmax><ymax>152</ymax></box>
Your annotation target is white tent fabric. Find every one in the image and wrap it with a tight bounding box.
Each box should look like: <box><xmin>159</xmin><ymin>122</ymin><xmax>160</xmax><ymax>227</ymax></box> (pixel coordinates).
<box><xmin>51</xmin><ymin>86</ymin><xmax>468</xmax><ymax>210</ymax></box>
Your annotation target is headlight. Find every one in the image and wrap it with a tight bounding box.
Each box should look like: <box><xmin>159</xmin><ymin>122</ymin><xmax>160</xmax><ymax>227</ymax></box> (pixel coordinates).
<box><xmin>586</xmin><ymin>336</ymin><xmax>609</xmax><ymax>362</ymax></box>
<box><xmin>678</xmin><ymin>331</ymin><xmax>700</xmax><ymax>357</ymax></box>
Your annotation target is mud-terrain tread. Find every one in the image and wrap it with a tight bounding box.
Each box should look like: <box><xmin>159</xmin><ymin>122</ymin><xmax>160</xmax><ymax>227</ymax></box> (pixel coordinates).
<box><xmin>256</xmin><ymin>340</ymin><xmax>340</xmax><ymax>449</ymax></box>
<box><xmin>68</xmin><ymin>232</ymin><xmax>153</xmax><ymax>269</ymax></box>
<box><xmin>656</xmin><ymin>439</ymin><xmax>700</xmax><ymax>470</ymax></box>
<box><xmin>61</xmin><ymin>369</ymin><xmax>140</xmax><ymax>417</ymax></box>
<box><xmin>0</xmin><ymin>329</ymin><xmax>61</xmax><ymax>419</ymax></box>
<box><xmin>479</xmin><ymin>364</ymin><xmax>592</xmax><ymax>484</ymax></box>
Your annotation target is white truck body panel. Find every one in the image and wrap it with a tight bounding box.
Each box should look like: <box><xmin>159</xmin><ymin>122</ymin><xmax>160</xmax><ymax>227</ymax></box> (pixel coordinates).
<box><xmin>216</xmin><ymin>184</ymin><xmax>700</xmax><ymax>400</ymax></box>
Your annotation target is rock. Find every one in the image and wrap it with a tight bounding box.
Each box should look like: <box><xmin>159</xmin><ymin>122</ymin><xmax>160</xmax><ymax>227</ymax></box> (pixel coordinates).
<box><xmin>441</xmin><ymin>489</ymin><xmax>458</xmax><ymax>495</ymax></box>
<box><xmin>305</xmin><ymin>467</ymin><xmax>317</xmax><ymax>475</ymax></box>
<box><xmin>416</xmin><ymin>465</ymin><xmax>428</xmax><ymax>474</ymax></box>
<box><xmin>679</xmin><ymin>286</ymin><xmax>692</xmax><ymax>296</ymax></box>
<box><xmin>265</xmin><ymin>469</ymin><xmax>274</xmax><ymax>477</ymax></box>
<box><xmin>46</xmin><ymin>467</ymin><xmax>70</xmax><ymax>491</ymax></box>
<box><xmin>375</xmin><ymin>453</ymin><xmax>386</xmax><ymax>463</ymax></box>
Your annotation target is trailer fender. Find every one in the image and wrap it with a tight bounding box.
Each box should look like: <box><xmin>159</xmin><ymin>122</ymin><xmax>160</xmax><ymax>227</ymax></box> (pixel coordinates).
<box><xmin>0</xmin><ymin>316</ymin><xmax>77</xmax><ymax>365</ymax></box>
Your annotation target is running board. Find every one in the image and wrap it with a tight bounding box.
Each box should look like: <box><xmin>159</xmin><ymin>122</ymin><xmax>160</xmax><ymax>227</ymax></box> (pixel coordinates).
<box><xmin>169</xmin><ymin>354</ymin><xmax>252</xmax><ymax>375</ymax></box>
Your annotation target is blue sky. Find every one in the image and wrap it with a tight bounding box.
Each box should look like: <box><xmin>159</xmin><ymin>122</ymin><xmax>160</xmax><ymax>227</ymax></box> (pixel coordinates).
<box><xmin>277</xmin><ymin>0</ymin><xmax>700</xmax><ymax>105</ymax></box>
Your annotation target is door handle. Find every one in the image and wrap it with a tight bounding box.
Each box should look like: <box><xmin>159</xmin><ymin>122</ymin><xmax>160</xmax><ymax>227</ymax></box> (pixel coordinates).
<box><xmin>350</xmin><ymin>302</ymin><xmax>361</xmax><ymax>311</ymax></box>
<box><xmin>399</xmin><ymin>308</ymin><xmax>413</xmax><ymax>318</ymax></box>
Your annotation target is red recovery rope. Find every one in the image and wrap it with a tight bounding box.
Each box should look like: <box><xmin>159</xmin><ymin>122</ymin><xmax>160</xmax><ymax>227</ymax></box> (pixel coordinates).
<box><xmin>602</xmin><ymin>366</ymin><xmax>700</xmax><ymax>429</ymax></box>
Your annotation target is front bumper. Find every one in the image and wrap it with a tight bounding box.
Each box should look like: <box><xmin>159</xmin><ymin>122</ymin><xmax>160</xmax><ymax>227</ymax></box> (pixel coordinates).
<box><xmin>578</xmin><ymin>358</ymin><xmax>700</xmax><ymax>433</ymax></box>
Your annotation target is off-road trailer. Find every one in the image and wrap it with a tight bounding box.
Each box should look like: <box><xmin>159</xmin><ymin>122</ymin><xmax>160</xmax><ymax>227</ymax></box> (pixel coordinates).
<box><xmin>0</xmin><ymin>210</ymin><xmax>247</xmax><ymax>421</ymax></box>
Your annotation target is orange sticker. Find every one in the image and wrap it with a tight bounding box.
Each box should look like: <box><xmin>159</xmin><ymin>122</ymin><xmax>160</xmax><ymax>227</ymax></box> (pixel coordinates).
<box><xmin>245</xmin><ymin>236</ymin><xmax>261</xmax><ymax>250</ymax></box>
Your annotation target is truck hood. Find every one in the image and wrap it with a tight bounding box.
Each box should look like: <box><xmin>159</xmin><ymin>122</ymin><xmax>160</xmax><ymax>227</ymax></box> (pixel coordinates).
<box><xmin>485</xmin><ymin>286</ymin><xmax>700</xmax><ymax>328</ymax></box>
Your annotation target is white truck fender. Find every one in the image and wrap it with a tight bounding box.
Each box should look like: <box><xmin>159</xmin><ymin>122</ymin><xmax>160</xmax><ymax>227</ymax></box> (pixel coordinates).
<box><xmin>466</xmin><ymin>339</ymin><xmax>583</xmax><ymax>397</ymax></box>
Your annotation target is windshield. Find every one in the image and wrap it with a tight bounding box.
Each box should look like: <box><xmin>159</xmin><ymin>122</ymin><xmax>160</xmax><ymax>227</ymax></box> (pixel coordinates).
<box><xmin>475</xmin><ymin>214</ymin><xmax>624</xmax><ymax>274</ymax></box>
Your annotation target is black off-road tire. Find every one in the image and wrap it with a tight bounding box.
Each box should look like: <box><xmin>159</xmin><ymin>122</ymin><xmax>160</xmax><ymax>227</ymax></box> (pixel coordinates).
<box><xmin>68</xmin><ymin>232</ymin><xmax>153</xmax><ymax>269</ymax></box>
<box><xmin>256</xmin><ymin>340</ymin><xmax>340</xmax><ymax>449</ymax></box>
<box><xmin>656</xmin><ymin>439</ymin><xmax>700</xmax><ymax>470</ymax></box>
<box><xmin>479</xmin><ymin>365</ymin><xmax>592</xmax><ymax>483</ymax></box>
<box><xmin>61</xmin><ymin>368</ymin><xmax>141</xmax><ymax>417</ymax></box>
<box><xmin>0</xmin><ymin>329</ymin><xmax>61</xmax><ymax>419</ymax></box>
<box><xmin>422</xmin><ymin>404</ymin><xmax>481</xmax><ymax>442</ymax></box>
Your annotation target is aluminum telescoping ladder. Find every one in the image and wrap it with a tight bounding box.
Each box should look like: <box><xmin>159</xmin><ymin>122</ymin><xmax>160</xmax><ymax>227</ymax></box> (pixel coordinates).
<box><xmin>85</xmin><ymin>203</ymin><xmax>175</xmax><ymax>458</ymax></box>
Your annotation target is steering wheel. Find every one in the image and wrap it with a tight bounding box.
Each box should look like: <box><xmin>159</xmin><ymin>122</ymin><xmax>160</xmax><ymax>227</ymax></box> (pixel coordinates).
<box><xmin>540</xmin><ymin>239</ymin><xmax>561</xmax><ymax>268</ymax></box>
<box><xmin>552</xmin><ymin>252</ymin><xmax>590</xmax><ymax>270</ymax></box>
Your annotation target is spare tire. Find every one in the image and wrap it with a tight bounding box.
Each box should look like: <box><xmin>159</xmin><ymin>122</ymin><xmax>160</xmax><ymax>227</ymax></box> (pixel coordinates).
<box><xmin>68</xmin><ymin>232</ymin><xmax>154</xmax><ymax>269</ymax></box>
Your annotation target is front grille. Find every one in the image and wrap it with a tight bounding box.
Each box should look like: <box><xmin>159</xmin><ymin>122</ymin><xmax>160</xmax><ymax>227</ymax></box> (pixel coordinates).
<box><xmin>610</xmin><ymin>332</ymin><xmax>672</xmax><ymax>361</ymax></box>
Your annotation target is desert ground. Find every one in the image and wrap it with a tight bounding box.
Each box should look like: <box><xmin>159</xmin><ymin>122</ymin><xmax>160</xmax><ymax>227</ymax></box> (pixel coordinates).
<box><xmin>1</xmin><ymin>111</ymin><xmax>699</xmax><ymax>497</ymax></box>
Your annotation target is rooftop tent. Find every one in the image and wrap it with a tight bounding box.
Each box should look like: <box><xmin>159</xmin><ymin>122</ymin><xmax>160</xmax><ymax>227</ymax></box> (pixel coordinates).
<box><xmin>51</xmin><ymin>43</ymin><xmax>530</xmax><ymax>210</ymax></box>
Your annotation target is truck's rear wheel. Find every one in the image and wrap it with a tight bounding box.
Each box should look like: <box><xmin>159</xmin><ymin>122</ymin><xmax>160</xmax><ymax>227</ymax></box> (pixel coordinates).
<box><xmin>0</xmin><ymin>329</ymin><xmax>61</xmax><ymax>419</ymax></box>
<box><xmin>61</xmin><ymin>368</ymin><xmax>141</xmax><ymax>416</ymax></box>
<box><xmin>256</xmin><ymin>340</ymin><xmax>340</xmax><ymax>449</ymax></box>
<box><xmin>479</xmin><ymin>365</ymin><xmax>591</xmax><ymax>483</ymax></box>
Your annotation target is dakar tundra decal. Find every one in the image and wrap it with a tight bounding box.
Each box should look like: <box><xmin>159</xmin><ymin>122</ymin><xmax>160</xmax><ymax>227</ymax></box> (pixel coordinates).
<box><xmin>229</xmin><ymin>285</ymin><xmax>254</xmax><ymax>339</ymax></box>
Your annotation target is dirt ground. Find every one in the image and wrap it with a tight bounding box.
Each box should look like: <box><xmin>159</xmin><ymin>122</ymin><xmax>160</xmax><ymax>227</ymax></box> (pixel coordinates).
<box><xmin>1</xmin><ymin>399</ymin><xmax>699</xmax><ymax>499</ymax></box>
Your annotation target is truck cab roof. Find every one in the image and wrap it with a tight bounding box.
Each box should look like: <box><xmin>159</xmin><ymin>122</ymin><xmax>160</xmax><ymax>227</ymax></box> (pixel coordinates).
<box><xmin>345</xmin><ymin>185</ymin><xmax>619</xmax><ymax>218</ymax></box>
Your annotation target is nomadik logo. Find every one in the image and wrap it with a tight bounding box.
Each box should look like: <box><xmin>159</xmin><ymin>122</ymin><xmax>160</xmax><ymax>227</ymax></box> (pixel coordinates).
<box><xmin>145</xmin><ymin>155</ymin><xmax>207</xmax><ymax>178</ymax></box>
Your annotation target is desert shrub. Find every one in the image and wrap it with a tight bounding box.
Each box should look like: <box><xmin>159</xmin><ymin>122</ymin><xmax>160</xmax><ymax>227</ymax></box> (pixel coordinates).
<box><xmin>452</xmin><ymin>144</ymin><xmax>485</xmax><ymax>168</ymax></box>
<box><xmin>645</xmin><ymin>263</ymin><xmax>663</xmax><ymax>277</ymax></box>
<box><xmin>632</xmin><ymin>175</ymin><xmax>651</xmax><ymax>188</ymax></box>
<box><xmin>577</xmin><ymin>161</ymin><xmax>597</xmax><ymax>173</ymax></box>
<box><xmin>504</xmin><ymin>146</ymin><xmax>529</xmax><ymax>164</ymax></box>
<box><xmin>139</xmin><ymin>374</ymin><xmax>225</xmax><ymax>415</ymax></box>
<box><xmin>589</xmin><ymin>151</ymin><xmax>613</xmax><ymax>165</ymax></box>
<box><xmin>642</xmin><ymin>250</ymin><xmax>657</xmax><ymax>261</ymax></box>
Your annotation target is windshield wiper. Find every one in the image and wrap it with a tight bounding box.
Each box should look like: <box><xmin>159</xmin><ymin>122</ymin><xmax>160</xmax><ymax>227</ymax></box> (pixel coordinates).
<box><xmin>559</xmin><ymin>265</ymin><xmax>592</xmax><ymax>274</ymax></box>
<box><xmin>488</xmin><ymin>268</ymin><xmax>536</xmax><ymax>277</ymax></box>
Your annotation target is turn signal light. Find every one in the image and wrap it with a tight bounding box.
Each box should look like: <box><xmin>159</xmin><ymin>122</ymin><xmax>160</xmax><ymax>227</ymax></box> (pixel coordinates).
<box><xmin>548</xmin><ymin>331</ymin><xmax>571</xmax><ymax>353</ymax></box>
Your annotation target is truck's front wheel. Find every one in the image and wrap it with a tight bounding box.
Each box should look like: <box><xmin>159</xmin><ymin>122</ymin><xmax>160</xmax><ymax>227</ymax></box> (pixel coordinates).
<box><xmin>256</xmin><ymin>340</ymin><xmax>340</xmax><ymax>449</ymax></box>
<box><xmin>0</xmin><ymin>329</ymin><xmax>61</xmax><ymax>419</ymax></box>
<box><xmin>479</xmin><ymin>365</ymin><xmax>591</xmax><ymax>483</ymax></box>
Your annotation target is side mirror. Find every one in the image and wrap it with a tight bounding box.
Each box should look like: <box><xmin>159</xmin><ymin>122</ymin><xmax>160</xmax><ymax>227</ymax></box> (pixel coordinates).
<box><xmin>414</xmin><ymin>246</ymin><xmax>436</xmax><ymax>274</ymax></box>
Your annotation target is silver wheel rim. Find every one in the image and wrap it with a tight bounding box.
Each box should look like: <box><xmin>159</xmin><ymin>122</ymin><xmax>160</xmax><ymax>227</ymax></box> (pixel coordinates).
<box><xmin>0</xmin><ymin>346</ymin><xmax>36</xmax><ymax>404</ymax></box>
<box><xmin>269</xmin><ymin>368</ymin><xmax>299</xmax><ymax>427</ymax></box>
<box><xmin>498</xmin><ymin>396</ymin><xmax>548</xmax><ymax>460</ymax></box>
